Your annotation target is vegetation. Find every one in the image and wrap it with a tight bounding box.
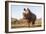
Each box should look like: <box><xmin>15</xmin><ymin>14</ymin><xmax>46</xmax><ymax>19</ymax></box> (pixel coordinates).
<box><xmin>11</xmin><ymin>18</ymin><xmax>42</xmax><ymax>28</ymax></box>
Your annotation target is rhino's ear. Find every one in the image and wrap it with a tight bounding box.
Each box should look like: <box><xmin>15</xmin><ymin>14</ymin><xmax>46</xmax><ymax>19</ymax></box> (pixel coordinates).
<box><xmin>24</xmin><ymin>8</ymin><xmax>26</xmax><ymax>11</ymax></box>
<box><xmin>27</xmin><ymin>8</ymin><xmax>31</xmax><ymax>12</ymax></box>
<box><xmin>27</xmin><ymin>8</ymin><xmax>29</xmax><ymax>10</ymax></box>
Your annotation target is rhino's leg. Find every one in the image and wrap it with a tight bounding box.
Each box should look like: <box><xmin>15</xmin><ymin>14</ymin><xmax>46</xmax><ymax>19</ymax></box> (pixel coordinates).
<box><xmin>32</xmin><ymin>19</ymin><xmax>36</xmax><ymax>25</ymax></box>
<box><xmin>32</xmin><ymin>21</ymin><xmax>35</xmax><ymax>25</ymax></box>
<box><xmin>28</xmin><ymin>20</ymin><xmax>31</xmax><ymax>27</ymax></box>
<box><xmin>32</xmin><ymin>17</ymin><xmax>36</xmax><ymax>25</ymax></box>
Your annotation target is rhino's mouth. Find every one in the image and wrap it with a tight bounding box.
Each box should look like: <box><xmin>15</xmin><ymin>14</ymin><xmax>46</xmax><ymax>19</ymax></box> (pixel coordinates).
<box><xmin>24</xmin><ymin>11</ymin><xmax>29</xmax><ymax>14</ymax></box>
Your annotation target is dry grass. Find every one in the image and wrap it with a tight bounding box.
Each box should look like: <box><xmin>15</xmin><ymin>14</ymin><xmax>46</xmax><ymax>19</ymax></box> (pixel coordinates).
<box><xmin>11</xmin><ymin>18</ymin><xmax>42</xmax><ymax>28</ymax></box>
